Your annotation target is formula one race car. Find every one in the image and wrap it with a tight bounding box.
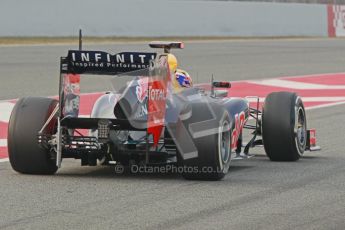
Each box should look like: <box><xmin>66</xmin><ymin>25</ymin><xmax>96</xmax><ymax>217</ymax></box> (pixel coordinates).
<box><xmin>7</xmin><ymin>41</ymin><xmax>320</xmax><ymax>180</ymax></box>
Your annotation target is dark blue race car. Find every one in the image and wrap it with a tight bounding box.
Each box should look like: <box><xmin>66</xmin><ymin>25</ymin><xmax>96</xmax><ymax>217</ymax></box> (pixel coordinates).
<box><xmin>7</xmin><ymin>41</ymin><xmax>320</xmax><ymax>180</ymax></box>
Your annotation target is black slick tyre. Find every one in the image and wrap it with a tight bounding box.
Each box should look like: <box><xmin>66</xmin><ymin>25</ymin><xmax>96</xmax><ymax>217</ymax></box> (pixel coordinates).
<box><xmin>175</xmin><ymin>102</ymin><xmax>231</xmax><ymax>180</ymax></box>
<box><xmin>262</xmin><ymin>92</ymin><xmax>307</xmax><ymax>161</ymax></box>
<box><xmin>8</xmin><ymin>97</ymin><xmax>58</xmax><ymax>174</ymax></box>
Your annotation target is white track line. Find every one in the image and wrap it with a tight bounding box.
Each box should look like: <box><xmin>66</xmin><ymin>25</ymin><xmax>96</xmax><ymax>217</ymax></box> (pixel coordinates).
<box><xmin>0</xmin><ymin>138</ymin><xmax>8</xmax><ymax>162</ymax></box>
<box><xmin>301</xmin><ymin>97</ymin><xmax>345</xmax><ymax>102</ymax></box>
<box><xmin>0</xmin><ymin>139</ymin><xmax>7</xmax><ymax>147</ymax></box>
<box><xmin>246</xmin><ymin>97</ymin><xmax>345</xmax><ymax>103</ymax></box>
<box><xmin>248</xmin><ymin>79</ymin><xmax>345</xmax><ymax>90</ymax></box>
<box><xmin>306</xmin><ymin>101</ymin><xmax>345</xmax><ymax>110</ymax></box>
<box><xmin>0</xmin><ymin>158</ymin><xmax>9</xmax><ymax>163</ymax></box>
<box><xmin>0</xmin><ymin>102</ymin><xmax>14</xmax><ymax>123</ymax></box>
<box><xmin>281</xmin><ymin>72</ymin><xmax>345</xmax><ymax>80</ymax></box>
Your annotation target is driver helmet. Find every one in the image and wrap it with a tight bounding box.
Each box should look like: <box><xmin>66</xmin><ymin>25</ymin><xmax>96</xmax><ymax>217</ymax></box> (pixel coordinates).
<box><xmin>167</xmin><ymin>54</ymin><xmax>192</xmax><ymax>89</ymax></box>
<box><xmin>175</xmin><ymin>69</ymin><xmax>192</xmax><ymax>88</ymax></box>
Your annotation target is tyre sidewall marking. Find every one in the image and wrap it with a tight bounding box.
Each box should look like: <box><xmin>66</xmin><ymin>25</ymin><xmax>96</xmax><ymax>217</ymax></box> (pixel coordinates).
<box><xmin>294</xmin><ymin>97</ymin><xmax>306</xmax><ymax>156</ymax></box>
<box><xmin>217</xmin><ymin>111</ymin><xmax>231</xmax><ymax>174</ymax></box>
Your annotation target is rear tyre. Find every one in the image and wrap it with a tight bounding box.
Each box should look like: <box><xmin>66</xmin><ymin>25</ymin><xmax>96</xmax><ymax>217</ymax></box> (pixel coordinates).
<box><xmin>8</xmin><ymin>97</ymin><xmax>58</xmax><ymax>174</ymax></box>
<box><xmin>175</xmin><ymin>102</ymin><xmax>231</xmax><ymax>180</ymax></box>
<box><xmin>262</xmin><ymin>92</ymin><xmax>307</xmax><ymax>161</ymax></box>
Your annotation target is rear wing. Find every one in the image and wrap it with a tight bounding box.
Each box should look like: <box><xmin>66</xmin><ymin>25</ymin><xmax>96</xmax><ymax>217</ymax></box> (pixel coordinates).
<box><xmin>59</xmin><ymin>50</ymin><xmax>157</xmax><ymax>117</ymax></box>
<box><xmin>61</xmin><ymin>50</ymin><xmax>157</xmax><ymax>75</ymax></box>
<box><xmin>57</xmin><ymin>42</ymin><xmax>179</xmax><ymax>119</ymax></box>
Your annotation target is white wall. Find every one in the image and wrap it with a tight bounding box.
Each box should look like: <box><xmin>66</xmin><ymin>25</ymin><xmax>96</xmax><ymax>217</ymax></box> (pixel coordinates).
<box><xmin>0</xmin><ymin>0</ymin><xmax>328</xmax><ymax>37</ymax></box>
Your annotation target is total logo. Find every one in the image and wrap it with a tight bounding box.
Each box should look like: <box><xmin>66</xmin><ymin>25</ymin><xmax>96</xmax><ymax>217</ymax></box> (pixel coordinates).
<box><xmin>135</xmin><ymin>79</ymin><xmax>167</xmax><ymax>103</ymax></box>
<box><xmin>148</xmin><ymin>88</ymin><xmax>166</xmax><ymax>101</ymax></box>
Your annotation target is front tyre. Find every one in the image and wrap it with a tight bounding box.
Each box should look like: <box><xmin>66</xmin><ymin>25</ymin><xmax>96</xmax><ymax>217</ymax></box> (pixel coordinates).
<box><xmin>262</xmin><ymin>92</ymin><xmax>307</xmax><ymax>161</ymax></box>
<box><xmin>8</xmin><ymin>97</ymin><xmax>58</xmax><ymax>174</ymax></box>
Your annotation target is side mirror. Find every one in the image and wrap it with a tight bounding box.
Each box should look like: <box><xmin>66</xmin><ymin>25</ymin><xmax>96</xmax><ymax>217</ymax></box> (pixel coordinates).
<box><xmin>211</xmin><ymin>81</ymin><xmax>231</xmax><ymax>98</ymax></box>
<box><xmin>212</xmin><ymin>81</ymin><xmax>231</xmax><ymax>88</ymax></box>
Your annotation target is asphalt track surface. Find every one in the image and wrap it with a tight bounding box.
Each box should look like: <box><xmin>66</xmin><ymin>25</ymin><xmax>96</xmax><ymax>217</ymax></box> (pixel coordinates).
<box><xmin>0</xmin><ymin>39</ymin><xmax>345</xmax><ymax>229</ymax></box>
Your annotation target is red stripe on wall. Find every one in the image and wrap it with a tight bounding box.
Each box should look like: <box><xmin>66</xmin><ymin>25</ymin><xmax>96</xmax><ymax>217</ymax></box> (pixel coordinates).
<box><xmin>328</xmin><ymin>5</ymin><xmax>336</xmax><ymax>37</ymax></box>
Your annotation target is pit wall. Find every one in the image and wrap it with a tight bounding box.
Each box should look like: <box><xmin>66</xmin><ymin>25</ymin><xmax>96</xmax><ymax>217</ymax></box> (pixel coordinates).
<box><xmin>0</xmin><ymin>0</ymin><xmax>342</xmax><ymax>37</ymax></box>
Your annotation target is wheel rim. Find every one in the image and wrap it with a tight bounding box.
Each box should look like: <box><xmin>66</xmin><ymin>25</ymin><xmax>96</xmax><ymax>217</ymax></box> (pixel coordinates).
<box><xmin>219</xmin><ymin>120</ymin><xmax>231</xmax><ymax>165</ymax></box>
<box><xmin>295</xmin><ymin>106</ymin><xmax>306</xmax><ymax>154</ymax></box>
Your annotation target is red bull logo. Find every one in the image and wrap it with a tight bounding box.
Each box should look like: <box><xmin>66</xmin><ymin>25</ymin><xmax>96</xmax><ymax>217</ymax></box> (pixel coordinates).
<box><xmin>231</xmin><ymin>111</ymin><xmax>246</xmax><ymax>150</ymax></box>
<box><xmin>135</xmin><ymin>78</ymin><xmax>149</xmax><ymax>103</ymax></box>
